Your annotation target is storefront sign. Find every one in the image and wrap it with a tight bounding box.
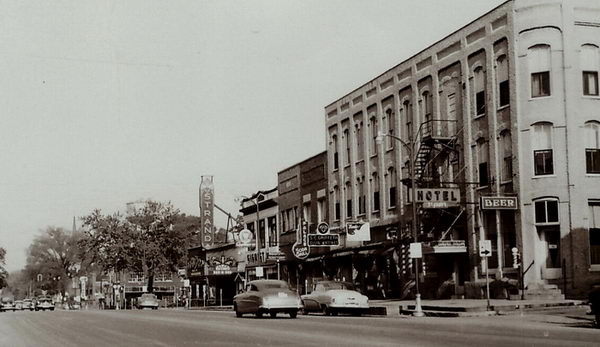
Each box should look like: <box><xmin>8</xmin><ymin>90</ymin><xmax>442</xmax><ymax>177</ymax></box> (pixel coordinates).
<box><xmin>317</xmin><ymin>222</ymin><xmax>330</xmax><ymax>234</ymax></box>
<box><xmin>416</xmin><ymin>188</ymin><xmax>460</xmax><ymax>208</ymax></box>
<box><xmin>423</xmin><ymin>240</ymin><xmax>467</xmax><ymax>254</ymax></box>
<box><xmin>200</xmin><ymin>176</ymin><xmax>215</xmax><ymax>247</ymax></box>
<box><xmin>207</xmin><ymin>255</ymin><xmax>237</xmax><ymax>275</ymax></box>
<box><xmin>480</xmin><ymin>196</ymin><xmax>518</xmax><ymax>210</ymax></box>
<box><xmin>292</xmin><ymin>244</ymin><xmax>310</xmax><ymax>259</ymax></box>
<box><xmin>209</xmin><ymin>264</ymin><xmax>233</xmax><ymax>275</ymax></box>
<box><xmin>267</xmin><ymin>253</ymin><xmax>286</xmax><ymax>261</ymax></box>
<box><xmin>308</xmin><ymin>234</ymin><xmax>340</xmax><ymax>246</ymax></box>
<box><xmin>292</xmin><ymin>219</ymin><xmax>310</xmax><ymax>259</ymax></box>
<box><xmin>236</xmin><ymin>229</ymin><xmax>254</xmax><ymax>247</ymax></box>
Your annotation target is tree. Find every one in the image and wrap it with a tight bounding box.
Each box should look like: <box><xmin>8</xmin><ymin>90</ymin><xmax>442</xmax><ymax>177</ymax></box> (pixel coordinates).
<box><xmin>0</xmin><ymin>247</ymin><xmax>7</xmax><ymax>289</ymax></box>
<box><xmin>81</xmin><ymin>200</ymin><xmax>194</xmax><ymax>294</ymax></box>
<box><xmin>24</xmin><ymin>227</ymin><xmax>85</xmax><ymax>295</ymax></box>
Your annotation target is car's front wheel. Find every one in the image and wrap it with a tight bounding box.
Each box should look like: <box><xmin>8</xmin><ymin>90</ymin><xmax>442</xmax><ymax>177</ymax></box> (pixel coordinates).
<box><xmin>256</xmin><ymin>311</ymin><xmax>263</xmax><ymax>318</ymax></box>
<box><xmin>234</xmin><ymin>304</ymin><xmax>242</xmax><ymax>318</ymax></box>
<box><xmin>289</xmin><ymin>310</ymin><xmax>297</xmax><ymax>319</ymax></box>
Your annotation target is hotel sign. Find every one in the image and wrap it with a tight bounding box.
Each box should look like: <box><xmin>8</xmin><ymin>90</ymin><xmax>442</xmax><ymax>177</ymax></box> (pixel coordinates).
<box><xmin>200</xmin><ymin>176</ymin><xmax>214</xmax><ymax>247</ymax></box>
<box><xmin>416</xmin><ymin>188</ymin><xmax>460</xmax><ymax>208</ymax></box>
<box><xmin>480</xmin><ymin>196</ymin><xmax>518</xmax><ymax>210</ymax></box>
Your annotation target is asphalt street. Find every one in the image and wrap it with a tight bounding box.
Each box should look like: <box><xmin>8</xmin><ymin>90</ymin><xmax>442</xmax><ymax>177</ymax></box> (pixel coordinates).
<box><xmin>0</xmin><ymin>308</ymin><xmax>598</xmax><ymax>347</ymax></box>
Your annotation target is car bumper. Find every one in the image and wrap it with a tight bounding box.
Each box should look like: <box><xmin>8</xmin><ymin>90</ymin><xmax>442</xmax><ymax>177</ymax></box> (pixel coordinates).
<box><xmin>259</xmin><ymin>304</ymin><xmax>302</xmax><ymax>313</ymax></box>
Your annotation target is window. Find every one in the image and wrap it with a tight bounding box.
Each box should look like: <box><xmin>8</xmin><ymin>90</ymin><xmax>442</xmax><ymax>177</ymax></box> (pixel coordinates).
<box><xmin>372</xmin><ymin>173</ymin><xmax>380</xmax><ymax>212</ymax></box>
<box><xmin>500</xmin><ymin>131</ymin><xmax>513</xmax><ymax>181</ymax></box>
<box><xmin>477</xmin><ymin>140</ymin><xmax>489</xmax><ymax>187</ymax></box>
<box><xmin>534</xmin><ymin>199</ymin><xmax>559</xmax><ymax>224</ymax></box>
<box><xmin>343</xmin><ymin>129</ymin><xmax>350</xmax><ymax>166</ymax></box>
<box><xmin>345</xmin><ymin>182</ymin><xmax>352</xmax><ymax>219</ymax></box>
<box><xmin>386</xmin><ymin>109</ymin><xmax>395</xmax><ymax>149</ymax></box>
<box><xmin>585</xmin><ymin>121</ymin><xmax>600</xmax><ymax>174</ymax></box>
<box><xmin>532</xmin><ymin>122</ymin><xmax>554</xmax><ymax>175</ymax></box>
<box><xmin>268</xmin><ymin>216</ymin><xmax>277</xmax><ymax>247</ymax></box>
<box><xmin>403</xmin><ymin>100</ymin><xmax>413</xmax><ymax>141</ymax></box>
<box><xmin>497</xmin><ymin>55</ymin><xmax>510</xmax><ymax>107</ymax></box>
<box><xmin>528</xmin><ymin>45</ymin><xmax>551</xmax><ymax>97</ymax></box>
<box><xmin>388</xmin><ymin>168</ymin><xmax>397</xmax><ymax>208</ymax></box>
<box><xmin>589</xmin><ymin>201</ymin><xmax>600</xmax><ymax>265</ymax></box>
<box><xmin>317</xmin><ymin>198</ymin><xmax>325</xmax><ymax>223</ymax></box>
<box><xmin>581</xmin><ymin>45</ymin><xmax>599</xmax><ymax>96</ymax></box>
<box><xmin>370</xmin><ymin>117</ymin><xmax>378</xmax><ymax>156</ymax></box>
<box><xmin>303</xmin><ymin>202</ymin><xmax>310</xmax><ymax>223</ymax></box>
<box><xmin>421</xmin><ymin>91</ymin><xmax>433</xmax><ymax>123</ymax></box>
<box><xmin>358</xmin><ymin>180</ymin><xmax>366</xmax><ymax>215</ymax></box>
<box><xmin>356</xmin><ymin>124</ymin><xmax>364</xmax><ymax>161</ymax></box>
<box><xmin>473</xmin><ymin>67</ymin><xmax>486</xmax><ymax>116</ymax></box>
<box><xmin>129</xmin><ymin>272</ymin><xmax>144</xmax><ymax>282</ymax></box>
<box><xmin>332</xmin><ymin>135</ymin><xmax>339</xmax><ymax>170</ymax></box>
<box><xmin>333</xmin><ymin>186</ymin><xmax>340</xmax><ymax>221</ymax></box>
<box><xmin>258</xmin><ymin>219</ymin><xmax>265</xmax><ymax>249</ymax></box>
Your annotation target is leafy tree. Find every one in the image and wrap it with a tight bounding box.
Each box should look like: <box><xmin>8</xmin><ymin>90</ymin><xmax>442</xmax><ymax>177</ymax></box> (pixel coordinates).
<box><xmin>81</xmin><ymin>200</ymin><xmax>195</xmax><ymax>293</ymax></box>
<box><xmin>0</xmin><ymin>247</ymin><xmax>7</xmax><ymax>289</ymax></box>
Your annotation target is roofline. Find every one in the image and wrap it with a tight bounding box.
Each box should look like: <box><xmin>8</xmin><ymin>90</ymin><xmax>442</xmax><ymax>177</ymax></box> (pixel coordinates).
<box><xmin>324</xmin><ymin>0</ymin><xmax>512</xmax><ymax>109</ymax></box>
<box><xmin>277</xmin><ymin>150</ymin><xmax>327</xmax><ymax>175</ymax></box>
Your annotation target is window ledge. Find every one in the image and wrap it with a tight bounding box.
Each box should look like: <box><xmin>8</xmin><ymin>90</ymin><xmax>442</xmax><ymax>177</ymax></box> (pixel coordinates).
<box><xmin>370</xmin><ymin>154</ymin><xmax>377</xmax><ymax>159</ymax></box>
<box><xmin>355</xmin><ymin>159</ymin><xmax>365</xmax><ymax>165</ymax></box>
<box><xmin>332</xmin><ymin>168</ymin><xmax>339</xmax><ymax>173</ymax></box>
<box><xmin>500</xmin><ymin>180</ymin><xmax>513</xmax><ymax>185</ymax></box>
<box><xmin>475</xmin><ymin>186</ymin><xmax>488</xmax><ymax>191</ymax></box>
<box><xmin>532</xmin><ymin>174</ymin><xmax>556</xmax><ymax>179</ymax></box>
<box><xmin>497</xmin><ymin>105</ymin><xmax>510</xmax><ymax>111</ymax></box>
<box><xmin>529</xmin><ymin>95</ymin><xmax>552</xmax><ymax>101</ymax></box>
<box><xmin>473</xmin><ymin>114</ymin><xmax>486</xmax><ymax>120</ymax></box>
<box><xmin>589</xmin><ymin>265</ymin><xmax>600</xmax><ymax>272</ymax></box>
<box><xmin>582</xmin><ymin>95</ymin><xmax>600</xmax><ymax>99</ymax></box>
<box><xmin>357</xmin><ymin>213</ymin><xmax>366</xmax><ymax>218</ymax></box>
<box><xmin>344</xmin><ymin>164</ymin><xmax>351</xmax><ymax>169</ymax></box>
<box><xmin>585</xmin><ymin>173</ymin><xmax>600</xmax><ymax>176</ymax></box>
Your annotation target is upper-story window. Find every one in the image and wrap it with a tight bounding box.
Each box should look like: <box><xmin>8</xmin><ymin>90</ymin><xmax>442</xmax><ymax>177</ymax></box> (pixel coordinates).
<box><xmin>476</xmin><ymin>139</ymin><xmax>489</xmax><ymax>187</ymax></box>
<box><xmin>331</xmin><ymin>135</ymin><xmax>339</xmax><ymax>170</ymax></box>
<box><xmin>317</xmin><ymin>197</ymin><xmax>325</xmax><ymax>223</ymax></box>
<box><xmin>387</xmin><ymin>167</ymin><xmax>397</xmax><ymax>209</ymax></box>
<box><xmin>473</xmin><ymin>67</ymin><xmax>486</xmax><ymax>116</ymax></box>
<box><xmin>500</xmin><ymin>130</ymin><xmax>513</xmax><ymax>182</ymax></box>
<box><xmin>343</xmin><ymin>129</ymin><xmax>351</xmax><ymax>167</ymax></box>
<box><xmin>345</xmin><ymin>181</ymin><xmax>353</xmax><ymax>219</ymax></box>
<box><xmin>403</xmin><ymin>100</ymin><xmax>413</xmax><ymax>141</ymax></box>
<box><xmin>528</xmin><ymin>45</ymin><xmax>551</xmax><ymax>98</ymax></box>
<box><xmin>534</xmin><ymin>198</ymin><xmax>559</xmax><ymax>225</ymax></box>
<box><xmin>356</xmin><ymin>124</ymin><xmax>364</xmax><ymax>161</ymax></box>
<box><xmin>370</xmin><ymin>117</ymin><xmax>378</xmax><ymax>156</ymax></box>
<box><xmin>357</xmin><ymin>179</ymin><xmax>366</xmax><ymax>215</ymax></box>
<box><xmin>585</xmin><ymin>121</ymin><xmax>600</xmax><ymax>174</ymax></box>
<box><xmin>589</xmin><ymin>200</ymin><xmax>600</xmax><ymax>266</ymax></box>
<box><xmin>386</xmin><ymin>109</ymin><xmax>395</xmax><ymax>150</ymax></box>
<box><xmin>496</xmin><ymin>55</ymin><xmax>510</xmax><ymax>107</ymax></box>
<box><xmin>421</xmin><ymin>91</ymin><xmax>433</xmax><ymax>123</ymax></box>
<box><xmin>581</xmin><ymin>44</ymin><xmax>599</xmax><ymax>96</ymax></box>
<box><xmin>372</xmin><ymin>173</ymin><xmax>380</xmax><ymax>213</ymax></box>
<box><xmin>532</xmin><ymin>122</ymin><xmax>554</xmax><ymax>176</ymax></box>
<box><xmin>333</xmin><ymin>186</ymin><xmax>340</xmax><ymax>221</ymax></box>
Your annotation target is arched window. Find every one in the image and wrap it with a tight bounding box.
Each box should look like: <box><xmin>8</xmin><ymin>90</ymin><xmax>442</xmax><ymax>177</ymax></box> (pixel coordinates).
<box><xmin>500</xmin><ymin>130</ymin><xmax>513</xmax><ymax>181</ymax></box>
<box><xmin>473</xmin><ymin>67</ymin><xmax>486</xmax><ymax>116</ymax></box>
<box><xmin>532</xmin><ymin>122</ymin><xmax>554</xmax><ymax>176</ymax></box>
<box><xmin>371</xmin><ymin>173</ymin><xmax>380</xmax><ymax>213</ymax></box>
<box><xmin>528</xmin><ymin>45</ymin><xmax>551</xmax><ymax>97</ymax></box>
<box><xmin>345</xmin><ymin>181</ymin><xmax>353</xmax><ymax>219</ymax></box>
<box><xmin>333</xmin><ymin>186</ymin><xmax>340</xmax><ymax>221</ymax></box>
<box><xmin>387</xmin><ymin>168</ymin><xmax>397</xmax><ymax>209</ymax></box>
<box><xmin>421</xmin><ymin>91</ymin><xmax>433</xmax><ymax>123</ymax></box>
<box><xmin>496</xmin><ymin>55</ymin><xmax>509</xmax><ymax>107</ymax></box>
<box><xmin>585</xmin><ymin>121</ymin><xmax>600</xmax><ymax>173</ymax></box>
<box><xmin>581</xmin><ymin>44</ymin><xmax>599</xmax><ymax>96</ymax></box>
<box><xmin>331</xmin><ymin>134</ymin><xmax>339</xmax><ymax>170</ymax></box>
<box><xmin>355</xmin><ymin>122</ymin><xmax>364</xmax><ymax>161</ymax></box>
<box><xmin>386</xmin><ymin>109</ymin><xmax>395</xmax><ymax>149</ymax></box>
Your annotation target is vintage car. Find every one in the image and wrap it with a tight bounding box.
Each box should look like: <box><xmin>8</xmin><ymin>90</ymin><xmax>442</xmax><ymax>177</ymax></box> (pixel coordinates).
<box><xmin>22</xmin><ymin>299</ymin><xmax>35</xmax><ymax>311</ymax></box>
<box><xmin>233</xmin><ymin>280</ymin><xmax>302</xmax><ymax>318</ymax></box>
<box><xmin>1</xmin><ymin>297</ymin><xmax>16</xmax><ymax>312</ymax></box>
<box><xmin>301</xmin><ymin>281</ymin><xmax>369</xmax><ymax>316</ymax></box>
<box><xmin>14</xmin><ymin>300</ymin><xmax>23</xmax><ymax>310</ymax></box>
<box><xmin>137</xmin><ymin>293</ymin><xmax>159</xmax><ymax>310</ymax></box>
<box><xmin>35</xmin><ymin>296</ymin><xmax>55</xmax><ymax>311</ymax></box>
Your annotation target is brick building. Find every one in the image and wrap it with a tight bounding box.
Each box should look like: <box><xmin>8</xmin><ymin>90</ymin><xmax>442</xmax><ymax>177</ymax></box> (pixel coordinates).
<box><xmin>324</xmin><ymin>0</ymin><xmax>600</xmax><ymax>298</ymax></box>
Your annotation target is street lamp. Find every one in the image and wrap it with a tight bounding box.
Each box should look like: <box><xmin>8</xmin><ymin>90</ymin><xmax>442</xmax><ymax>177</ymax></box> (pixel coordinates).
<box><xmin>376</xmin><ymin>130</ymin><xmax>424</xmax><ymax>317</ymax></box>
<box><xmin>237</xmin><ymin>194</ymin><xmax>266</xmax><ymax>277</ymax></box>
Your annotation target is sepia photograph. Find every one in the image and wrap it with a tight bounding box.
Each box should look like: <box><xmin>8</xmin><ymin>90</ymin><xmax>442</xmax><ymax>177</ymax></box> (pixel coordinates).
<box><xmin>0</xmin><ymin>0</ymin><xmax>599</xmax><ymax>346</ymax></box>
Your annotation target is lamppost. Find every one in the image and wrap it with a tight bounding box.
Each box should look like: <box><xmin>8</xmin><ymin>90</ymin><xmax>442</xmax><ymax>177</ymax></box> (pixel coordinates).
<box><xmin>238</xmin><ymin>194</ymin><xmax>266</xmax><ymax>278</ymax></box>
<box><xmin>376</xmin><ymin>129</ymin><xmax>424</xmax><ymax>317</ymax></box>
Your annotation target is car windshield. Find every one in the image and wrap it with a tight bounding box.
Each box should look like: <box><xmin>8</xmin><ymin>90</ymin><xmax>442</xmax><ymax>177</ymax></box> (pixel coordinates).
<box><xmin>319</xmin><ymin>282</ymin><xmax>355</xmax><ymax>290</ymax></box>
<box><xmin>141</xmin><ymin>294</ymin><xmax>156</xmax><ymax>299</ymax></box>
<box><xmin>259</xmin><ymin>282</ymin><xmax>289</xmax><ymax>290</ymax></box>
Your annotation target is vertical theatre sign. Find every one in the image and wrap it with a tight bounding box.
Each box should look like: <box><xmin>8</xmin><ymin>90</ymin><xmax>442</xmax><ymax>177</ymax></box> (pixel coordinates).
<box><xmin>200</xmin><ymin>176</ymin><xmax>214</xmax><ymax>247</ymax></box>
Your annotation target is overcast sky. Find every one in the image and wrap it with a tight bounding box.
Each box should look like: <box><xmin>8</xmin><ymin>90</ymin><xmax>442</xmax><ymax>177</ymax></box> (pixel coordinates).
<box><xmin>0</xmin><ymin>0</ymin><xmax>506</xmax><ymax>272</ymax></box>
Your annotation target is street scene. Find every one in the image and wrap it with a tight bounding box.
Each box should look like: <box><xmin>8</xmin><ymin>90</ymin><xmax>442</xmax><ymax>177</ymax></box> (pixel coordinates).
<box><xmin>2</xmin><ymin>0</ymin><xmax>600</xmax><ymax>346</ymax></box>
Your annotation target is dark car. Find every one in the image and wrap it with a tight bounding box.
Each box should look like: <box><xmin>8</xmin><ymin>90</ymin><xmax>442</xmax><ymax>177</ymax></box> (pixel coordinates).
<box><xmin>233</xmin><ymin>280</ymin><xmax>302</xmax><ymax>318</ymax></box>
<box><xmin>589</xmin><ymin>285</ymin><xmax>600</xmax><ymax>328</ymax></box>
<box><xmin>137</xmin><ymin>293</ymin><xmax>159</xmax><ymax>310</ymax></box>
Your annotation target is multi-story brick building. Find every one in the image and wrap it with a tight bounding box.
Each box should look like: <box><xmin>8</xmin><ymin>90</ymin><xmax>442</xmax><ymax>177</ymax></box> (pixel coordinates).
<box><xmin>324</xmin><ymin>0</ymin><xmax>600</xmax><ymax>298</ymax></box>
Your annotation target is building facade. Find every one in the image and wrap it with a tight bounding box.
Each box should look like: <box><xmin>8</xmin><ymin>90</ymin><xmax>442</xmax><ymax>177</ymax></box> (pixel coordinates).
<box><xmin>324</xmin><ymin>0</ymin><xmax>600</xmax><ymax>298</ymax></box>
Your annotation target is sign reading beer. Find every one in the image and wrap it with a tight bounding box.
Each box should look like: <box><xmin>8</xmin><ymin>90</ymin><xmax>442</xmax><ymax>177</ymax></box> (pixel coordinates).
<box><xmin>480</xmin><ymin>196</ymin><xmax>518</xmax><ymax>210</ymax></box>
<box><xmin>200</xmin><ymin>176</ymin><xmax>214</xmax><ymax>247</ymax></box>
<box><xmin>415</xmin><ymin>188</ymin><xmax>460</xmax><ymax>208</ymax></box>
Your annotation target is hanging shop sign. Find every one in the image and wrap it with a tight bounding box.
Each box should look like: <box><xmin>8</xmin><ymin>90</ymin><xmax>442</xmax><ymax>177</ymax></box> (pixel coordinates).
<box><xmin>346</xmin><ymin>222</ymin><xmax>371</xmax><ymax>242</ymax></box>
<box><xmin>308</xmin><ymin>234</ymin><xmax>340</xmax><ymax>246</ymax></box>
<box><xmin>236</xmin><ymin>229</ymin><xmax>254</xmax><ymax>247</ymax></box>
<box><xmin>416</xmin><ymin>188</ymin><xmax>460</xmax><ymax>208</ymax></box>
<box><xmin>480</xmin><ymin>196</ymin><xmax>518</xmax><ymax>210</ymax></box>
<box><xmin>317</xmin><ymin>222</ymin><xmax>330</xmax><ymax>234</ymax></box>
<box><xmin>422</xmin><ymin>240</ymin><xmax>467</xmax><ymax>254</ymax></box>
<box><xmin>292</xmin><ymin>219</ymin><xmax>310</xmax><ymax>259</ymax></box>
<box><xmin>200</xmin><ymin>176</ymin><xmax>215</xmax><ymax>247</ymax></box>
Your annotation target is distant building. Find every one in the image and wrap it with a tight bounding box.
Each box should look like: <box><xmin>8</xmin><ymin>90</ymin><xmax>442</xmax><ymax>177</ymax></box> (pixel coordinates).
<box><xmin>324</xmin><ymin>0</ymin><xmax>600</xmax><ymax>298</ymax></box>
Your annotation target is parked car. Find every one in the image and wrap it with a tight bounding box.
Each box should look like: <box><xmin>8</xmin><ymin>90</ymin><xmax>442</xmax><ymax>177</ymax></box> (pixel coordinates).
<box><xmin>35</xmin><ymin>296</ymin><xmax>55</xmax><ymax>311</ymax></box>
<box><xmin>137</xmin><ymin>293</ymin><xmax>159</xmax><ymax>310</ymax></box>
<box><xmin>22</xmin><ymin>299</ymin><xmax>35</xmax><ymax>311</ymax></box>
<box><xmin>14</xmin><ymin>300</ymin><xmax>24</xmax><ymax>311</ymax></box>
<box><xmin>1</xmin><ymin>297</ymin><xmax>16</xmax><ymax>312</ymax></box>
<box><xmin>589</xmin><ymin>285</ymin><xmax>600</xmax><ymax>328</ymax></box>
<box><xmin>233</xmin><ymin>280</ymin><xmax>302</xmax><ymax>318</ymax></box>
<box><xmin>301</xmin><ymin>281</ymin><xmax>369</xmax><ymax>316</ymax></box>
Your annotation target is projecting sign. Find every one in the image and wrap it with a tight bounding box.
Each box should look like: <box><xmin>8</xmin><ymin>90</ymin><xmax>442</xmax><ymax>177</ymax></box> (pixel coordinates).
<box><xmin>479</xmin><ymin>240</ymin><xmax>492</xmax><ymax>257</ymax></box>
<box><xmin>416</xmin><ymin>188</ymin><xmax>460</xmax><ymax>208</ymax></box>
<box><xmin>292</xmin><ymin>220</ymin><xmax>310</xmax><ymax>259</ymax></box>
<box><xmin>317</xmin><ymin>222</ymin><xmax>330</xmax><ymax>234</ymax></box>
<box><xmin>308</xmin><ymin>234</ymin><xmax>340</xmax><ymax>246</ymax></box>
<box><xmin>409</xmin><ymin>242</ymin><xmax>422</xmax><ymax>259</ymax></box>
<box><xmin>200</xmin><ymin>176</ymin><xmax>215</xmax><ymax>247</ymax></box>
<box><xmin>480</xmin><ymin>196</ymin><xmax>518</xmax><ymax>210</ymax></box>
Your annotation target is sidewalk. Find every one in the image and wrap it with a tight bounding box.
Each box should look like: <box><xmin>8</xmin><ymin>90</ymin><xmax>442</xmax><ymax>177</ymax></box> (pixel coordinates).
<box><xmin>368</xmin><ymin>298</ymin><xmax>586</xmax><ymax>317</ymax></box>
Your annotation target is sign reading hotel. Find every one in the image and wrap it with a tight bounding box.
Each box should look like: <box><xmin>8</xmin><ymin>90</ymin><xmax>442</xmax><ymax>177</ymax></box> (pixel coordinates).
<box><xmin>200</xmin><ymin>176</ymin><xmax>215</xmax><ymax>247</ymax></box>
<box><xmin>415</xmin><ymin>188</ymin><xmax>460</xmax><ymax>208</ymax></box>
<box><xmin>480</xmin><ymin>196</ymin><xmax>518</xmax><ymax>210</ymax></box>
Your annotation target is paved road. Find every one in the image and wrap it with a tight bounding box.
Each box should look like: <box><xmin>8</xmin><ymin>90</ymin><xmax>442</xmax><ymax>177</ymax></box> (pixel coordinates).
<box><xmin>0</xmin><ymin>308</ymin><xmax>598</xmax><ymax>347</ymax></box>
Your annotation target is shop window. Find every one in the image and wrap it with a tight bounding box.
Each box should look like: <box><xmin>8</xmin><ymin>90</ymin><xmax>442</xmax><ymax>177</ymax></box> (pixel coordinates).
<box><xmin>585</xmin><ymin>121</ymin><xmax>600</xmax><ymax>174</ymax></box>
<box><xmin>496</xmin><ymin>55</ymin><xmax>510</xmax><ymax>107</ymax></box>
<box><xmin>528</xmin><ymin>45</ymin><xmax>551</xmax><ymax>98</ymax></box>
<box><xmin>532</xmin><ymin>122</ymin><xmax>554</xmax><ymax>176</ymax></box>
<box><xmin>581</xmin><ymin>45</ymin><xmax>599</xmax><ymax>96</ymax></box>
<box><xmin>589</xmin><ymin>201</ymin><xmax>600</xmax><ymax>265</ymax></box>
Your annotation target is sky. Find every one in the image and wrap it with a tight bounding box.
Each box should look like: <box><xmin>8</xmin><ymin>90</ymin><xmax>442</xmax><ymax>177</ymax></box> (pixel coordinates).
<box><xmin>0</xmin><ymin>0</ymin><xmax>506</xmax><ymax>272</ymax></box>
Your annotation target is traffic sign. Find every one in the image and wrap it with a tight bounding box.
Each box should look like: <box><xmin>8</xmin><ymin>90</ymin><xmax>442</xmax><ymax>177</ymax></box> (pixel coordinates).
<box><xmin>479</xmin><ymin>240</ymin><xmax>492</xmax><ymax>257</ymax></box>
<box><xmin>409</xmin><ymin>242</ymin><xmax>422</xmax><ymax>259</ymax></box>
<box><xmin>317</xmin><ymin>222</ymin><xmax>329</xmax><ymax>234</ymax></box>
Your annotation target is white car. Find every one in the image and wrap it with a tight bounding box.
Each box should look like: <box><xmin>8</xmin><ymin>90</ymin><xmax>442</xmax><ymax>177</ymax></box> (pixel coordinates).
<box><xmin>301</xmin><ymin>281</ymin><xmax>369</xmax><ymax>316</ymax></box>
<box><xmin>35</xmin><ymin>296</ymin><xmax>55</xmax><ymax>311</ymax></box>
<box><xmin>137</xmin><ymin>293</ymin><xmax>159</xmax><ymax>310</ymax></box>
